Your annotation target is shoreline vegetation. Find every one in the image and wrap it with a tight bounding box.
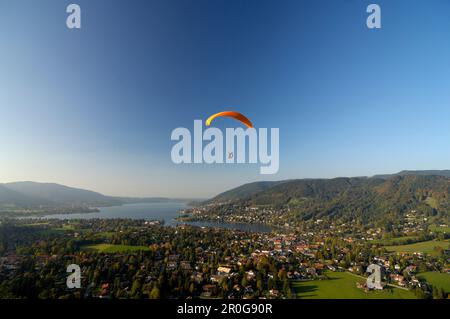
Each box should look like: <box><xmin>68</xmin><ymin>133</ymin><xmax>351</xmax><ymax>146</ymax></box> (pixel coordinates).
<box><xmin>0</xmin><ymin>199</ymin><xmax>191</xmax><ymax>218</ymax></box>
<box><xmin>0</xmin><ymin>207</ymin><xmax>101</xmax><ymax>217</ymax></box>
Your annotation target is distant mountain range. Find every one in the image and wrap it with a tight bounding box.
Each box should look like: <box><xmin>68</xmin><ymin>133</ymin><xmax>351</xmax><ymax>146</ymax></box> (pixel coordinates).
<box><xmin>205</xmin><ymin>170</ymin><xmax>450</xmax><ymax>222</ymax></box>
<box><xmin>2</xmin><ymin>170</ymin><xmax>450</xmax><ymax>222</ymax></box>
<box><xmin>372</xmin><ymin>170</ymin><xmax>450</xmax><ymax>179</ymax></box>
<box><xmin>0</xmin><ymin>181</ymin><xmax>177</xmax><ymax>210</ymax></box>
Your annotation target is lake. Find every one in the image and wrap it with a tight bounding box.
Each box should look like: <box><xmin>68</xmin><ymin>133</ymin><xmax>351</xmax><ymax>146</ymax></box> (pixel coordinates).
<box><xmin>34</xmin><ymin>202</ymin><xmax>272</xmax><ymax>233</ymax></box>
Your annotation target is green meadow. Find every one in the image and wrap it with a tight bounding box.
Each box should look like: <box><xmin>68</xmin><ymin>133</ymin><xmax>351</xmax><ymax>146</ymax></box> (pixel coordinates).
<box><xmin>53</xmin><ymin>224</ymin><xmax>77</xmax><ymax>232</ymax></box>
<box><xmin>292</xmin><ymin>271</ymin><xmax>417</xmax><ymax>299</ymax></box>
<box><xmin>417</xmin><ymin>272</ymin><xmax>450</xmax><ymax>293</ymax></box>
<box><xmin>23</xmin><ymin>222</ymin><xmax>51</xmax><ymax>227</ymax></box>
<box><xmin>386</xmin><ymin>240</ymin><xmax>449</xmax><ymax>256</ymax></box>
<box><xmin>80</xmin><ymin>243</ymin><xmax>150</xmax><ymax>253</ymax></box>
<box><xmin>429</xmin><ymin>225</ymin><xmax>450</xmax><ymax>234</ymax></box>
<box><xmin>371</xmin><ymin>236</ymin><xmax>419</xmax><ymax>246</ymax></box>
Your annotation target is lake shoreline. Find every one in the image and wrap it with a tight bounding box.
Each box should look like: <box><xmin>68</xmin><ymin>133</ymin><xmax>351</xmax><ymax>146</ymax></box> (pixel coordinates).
<box><xmin>12</xmin><ymin>202</ymin><xmax>273</xmax><ymax>233</ymax></box>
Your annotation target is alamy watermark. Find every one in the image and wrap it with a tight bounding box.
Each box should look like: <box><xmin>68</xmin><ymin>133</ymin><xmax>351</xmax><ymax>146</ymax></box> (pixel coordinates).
<box><xmin>366</xmin><ymin>264</ymin><xmax>384</xmax><ymax>290</ymax></box>
<box><xmin>170</xmin><ymin>111</ymin><xmax>280</xmax><ymax>174</ymax></box>
<box><xmin>66</xmin><ymin>264</ymin><xmax>81</xmax><ymax>289</ymax></box>
<box><xmin>65</xmin><ymin>3</ymin><xmax>380</xmax><ymax>30</ymax></box>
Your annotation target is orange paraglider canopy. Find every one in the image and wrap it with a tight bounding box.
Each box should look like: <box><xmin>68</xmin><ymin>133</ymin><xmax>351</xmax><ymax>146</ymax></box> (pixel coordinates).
<box><xmin>205</xmin><ymin>111</ymin><xmax>253</xmax><ymax>128</ymax></box>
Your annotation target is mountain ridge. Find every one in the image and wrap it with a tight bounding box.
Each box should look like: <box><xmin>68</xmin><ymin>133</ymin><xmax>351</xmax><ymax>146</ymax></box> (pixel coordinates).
<box><xmin>207</xmin><ymin>170</ymin><xmax>450</xmax><ymax>204</ymax></box>
<box><xmin>0</xmin><ymin>181</ymin><xmax>175</xmax><ymax>210</ymax></box>
<box><xmin>202</xmin><ymin>170</ymin><xmax>450</xmax><ymax>223</ymax></box>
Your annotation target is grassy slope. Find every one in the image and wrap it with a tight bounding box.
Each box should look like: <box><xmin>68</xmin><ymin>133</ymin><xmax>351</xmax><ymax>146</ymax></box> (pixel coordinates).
<box><xmin>417</xmin><ymin>272</ymin><xmax>450</xmax><ymax>293</ymax></box>
<box><xmin>80</xmin><ymin>243</ymin><xmax>150</xmax><ymax>253</ymax></box>
<box><xmin>386</xmin><ymin>240</ymin><xmax>450</xmax><ymax>256</ymax></box>
<box><xmin>292</xmin><ymin>271</ymin><xmax>417</xmax><ymax>299</ymax></box>
<box><xmin>371</xmin><ymin>236</ymin><xmax>420</xmax><ymax>246</ymax></box>
<box><xmin>430</xmin><ymin>225</ymin><xmax>450</xmax><ymax>234</ymax></box>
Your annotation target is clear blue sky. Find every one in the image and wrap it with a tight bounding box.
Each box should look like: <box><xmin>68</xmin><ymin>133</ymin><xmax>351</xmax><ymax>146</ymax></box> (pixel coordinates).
<box><xmin>1</xmin><ymin>0</ymin><xmax>450</xmax><ymax>198</ymax></box>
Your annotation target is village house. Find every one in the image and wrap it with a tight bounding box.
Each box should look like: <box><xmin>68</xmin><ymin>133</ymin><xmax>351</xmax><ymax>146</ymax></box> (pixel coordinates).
<box><xmin>245</xmin><ymin>270</ymin><xmax>256</xmax><ymax>280</ymax></box>
<box><xmin>210</xmin><ymin>274</ymin><xmax>224</xmax><ymax>283</ymax></box>
<box><xmin>217</xmin><ymin>266</ymin><xmax>232</xmax><ymax>275</ymax></box>
<box><xmin>180</xmin><ymin>261</ymin><xmax>192</xmax><ymax>271</ymax></box>
<box><xmin>167</xmin><ymin>261</ymin><xmax>178</xmax><ymax>270</ymax></box>
<box><xmin>201</xmin><ymin>284</ymin><xmax>217</xmax><ymax>297</ymax></box>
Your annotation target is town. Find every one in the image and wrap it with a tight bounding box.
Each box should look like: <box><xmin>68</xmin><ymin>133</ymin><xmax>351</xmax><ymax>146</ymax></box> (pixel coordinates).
<box><xmin>0</xmin><ymin>213</ymin><xmax>448</xmax><ymax>299</ymax></box>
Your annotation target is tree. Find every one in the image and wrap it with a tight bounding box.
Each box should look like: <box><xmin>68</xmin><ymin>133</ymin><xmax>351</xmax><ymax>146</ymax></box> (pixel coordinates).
<box><xmin>256</xmin><ymin>277</ymin><xmax>263</xmax><ymax>293</ymax></box>
<box><xmin>149</xmin><ymin>286</ymin><xmax>160</xmax><ymax>299</ymax></box>
<box><xmin>414</xmin><ymin>287</ymin><xmax>426</xmax><ymax>299</ymax></box>
<box><xmin>130</xmin><ymin>279</ymin><xmax>141</xmax><ymax>298</ymax></box>
<box><xmin>267</xmin><ymin>277</ymin><xmax>275</xmax><ymax>290</ymax></box>
<box><xmin>241</xmin><ymin>277</ymin><xmax>249</xmax><ymax>288</ymax></box>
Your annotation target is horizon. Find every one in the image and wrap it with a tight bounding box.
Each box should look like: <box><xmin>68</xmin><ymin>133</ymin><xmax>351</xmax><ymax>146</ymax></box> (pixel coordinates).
<box><xmin>2</xmin><ymin>0</ymin><xmax>450</xmax><ymax>197</ymax></box>
<box><xmin>2</xmin><ymin>168</ymin><xmax>449</xmax><ymax>199</ymax></box>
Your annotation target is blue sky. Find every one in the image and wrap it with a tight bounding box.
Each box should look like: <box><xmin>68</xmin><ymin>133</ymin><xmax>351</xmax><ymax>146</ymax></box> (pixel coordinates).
<box><xmin>1</xmin><ymin>0</ymin><xmax>450</xmax><ymax>197</ymax></box>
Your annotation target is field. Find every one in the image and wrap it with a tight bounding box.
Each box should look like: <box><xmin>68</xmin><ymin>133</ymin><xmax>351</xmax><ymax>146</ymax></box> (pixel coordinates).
<box><xmin>53</xmin><ymin>224</ymin><xmax>77</xmax><ymax>231</ymax></box>
<box><xmin>292</xmin><ymin>271</ymin><xmax>417</xmax><ymax>299</ymax></box>
<box><xmin>371</xmin><ymin>236</ymin><xmax>419</xmax><ymax>246</ymax></box>
<box><xmin>429</xmin><ymin>225</ymin><xmax>450</xmax><ymax>234</ymax></box>
<box><xmin>417</xmin><ymin>272</ymin><xmax>450</xmax><ymax>293</ymax></box>
<box><xmin>386</xmin><ymin>240</ymin><xmax>449</xmax><ymax>256</ymax></box>
<box><xmin>80</xmin><ymin>243</ymin><xmax>150</xmax><ymax>253</ymax></box>
<box><xmin>24</xmin><ymin>222</ymin><xmax>51</xmax><ymax>227</ymax></box>
<box><xmin>425</xmin><ymin>197</ymin><xmax>439</xmax><ymax>209</ymax></box>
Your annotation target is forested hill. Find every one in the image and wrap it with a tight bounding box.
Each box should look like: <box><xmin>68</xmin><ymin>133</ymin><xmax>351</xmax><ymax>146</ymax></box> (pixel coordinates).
<box><xmin>0</xmin><ymin>182</ymin><xmax>122</xmax><ymax>208</ymax></box>
<box><xmin>204</xmin><ymin>181</ymin><xmax>282</xmax><ymax>204</ymax></box>
<box><xmin>373</xmin><ymin>170</ymin><xmax>450</xmax><ymax>179</ymax></box>
<box><xmin>206</xmin><ymin>171</ymin><xmax>450</xmax><ymax>221</ymax></box>
<box><xmin>0</xmin><ymin>182</ymin><xmax>173</xmax><ymax>209</ymax></box>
